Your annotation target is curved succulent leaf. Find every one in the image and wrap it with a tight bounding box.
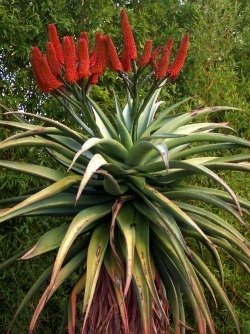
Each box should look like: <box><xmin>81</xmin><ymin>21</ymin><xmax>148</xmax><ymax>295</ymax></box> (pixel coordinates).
<box><xmin>14</xmin><ymin>193</ymin><xmax>111</xmax><ymax>218</ymax></box>
<box><xmin>126</xmin><ymin>141</ymin><xmax>169</xmax><ymax>171</ymax></box>
<box><xmin>137</xmin><ymin>87</ymin><xmax>162</xmax><ymax>138</ymax></box>
<box><xmin>116</xmin><ymin>118</ymin><xmax>134</xmax><ymax>151</ymax></box>
<box><xmin>156</xmin><ymin>267</ymin><xmax>185</xmax><ymax>334</ymax></box>
<box><xmin>177</xmin><ymin>201</ymin><xmax>248</xmax><ymax>242</ymax></box>
<box><xmin>133</xmin><ymin>199</ymin><xmax>189</xmax><ymax>253</ymax></box>
<box><xmin>0</xmin><ymin>137</ymin><xmax>85</xmax><ymax>163</ymax></box>
<box><xmin>142</xmin><ymin>97</ymin><xmax>191</xmax><ymax>137</ymax></box>
<box><xmin>0</xmin><ymin>120</ymin><xmax>51</xmax><ymax>132</ymax></box>
<box><xmin>68</xmin><ymin>272</ymin><xmax>86</xmax><ymax>334</ymax></box>
<box><xmin>104</xmin><ymin>248</ymin><xmax>129</xmax><ymax>334</ymax></box>
<box><xmin>173</xmin><ymin>121</ymin><xmax>234</xmax><ymax>135</ymax></box>
<box><xmin>0</xmin><ymin>160</ymin><xmax>66</xmax><ymax>181</ymax></box>
<box><xmin>3</xmin><ymin>111</ymin><xmax>86</xmax><ymax>142</ymax></box>
<box><xmin>122</xmin><ymin>101</ymin><xmax>132</xmax><ymax>131</ymax></box>
<box><xmin>82</xmin><ymin>223</ymin><xmax>110</xmax><ymax>330</ymax></box>
<box><xmin>0</xmin><ymin>124</ymin><xmax>61</xmax><ymax>142</ymax></box>
<box><xmin>188</xmin><ymin>213</ymin><xmax>249</xmax><ymax>256</ymax></box>
<box><xmin>164</xmin><ymin>190</ymin><xmax>244</xmax><ymax>224</ymax></box>
<box><xmin>170</xmin><ymin>160</ymin><xmax>242</xmax><ymax>214</ymax></box>
<box><xmin>97</xmin><ymin>170</ymin><xmax>128</xmax><ymax>195</ymax></box>
<box><xmin>21</xmin><ymin>224</ymin><xmax>69</xmax><ymax>259</ymax></box>
<box><xmin>0</xmin><ymin>175</ymin><xmax>81</xmax><ymax>223</ymax></box>
<box><xmin>133</xmin><ymin>252</ymin><xmax>152</xmax><ymax>334</ymax></box>
<box><xmin>170</xmin><ymin>142</ymin><xmax>240</xmax><ymax>160</ymax></box>
<box><xmin>131</xmin><ymin>179</ymin><xmax>212</xmax><ymax>245</ymax></box>
<box><xmin>29</xmin><ymin>250</ymin><xmax>86</xmax><ymax>333</ymax></box>
<box><xmin>116</xmin><ymin>204</ymin><xmax>136</xmax><ymax>296</ymax></box>
<box><xmin>154</xmin><ymin>106</ymin><xmax>239</xmax><ymax>135</ymax></box>
<box><xmin>177</xmin><ymin>187</ymin><xmax>250</xmax><ymax>212</ymax></box>
<box><xmin>86</xmin><ymin>95</ymin><xmax>119</xmax><ymax>140</ymax></box>
<box><xmin>134</xmin><ymin>211</ymin><xmax>168</xmax><ymax>320</ymax></box>
<box><xmin>68</xmin><ymin>138</ymin><xmax>128</xmax><ymax>169</ymax></box>
<box><xmin>48</xmin><ymin>203</ymin><xmax>112</xmax><ymax>292</ymax></box>
<box><xmin>75</xmin><ymin>153</ymin><xmax>108</xmax><ymax>202</ymax></box>
<box><xmin>11</xmin><ymin>238</ymin><xmax>90</xmax><ymax>332</ymax></box>
<box><xmin>0</xmin><ymin>249</ymin><xmax>28</xmax><ymax>270</ymax></box>
<box><xmin>166</xmin><ymin>133</ymin><xmax>250</xmax><ymax>150</ymax></box>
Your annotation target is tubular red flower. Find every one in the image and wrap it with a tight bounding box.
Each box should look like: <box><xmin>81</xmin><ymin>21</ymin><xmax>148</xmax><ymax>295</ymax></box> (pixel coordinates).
<box><xmin>151</xmin><ymin>45</ymin><xmax>163</xmax><ymax>71</ymax></box>
<box><xmin>90</xmin><ymin>73</ymin><xmax>101</xmax><ymax>85</ymax></box>
<box><xmin>106</xmin><ymin>35</ymin><xmax>123</xmax><ymax>72</ymax></box>
<box><xmin>121</xmin><ymin>49</ymin><xmax>132</xmax><ymax>72</ymax></box>
<box><xmin>62</xmin><ymin>36</ymin><xmax>78</xmax><ymax>83</ymax></box>
<box><xmin>46</xmin><ymin>42</ymin><xmax>61</xmax><ymax>77</ymax></box>
<box><xmin>90</xmin><ymin>33</ymin><xmax>107</xmax><ymax>76</ymax></box>
<box><xmin>31</xmin><ymin>47</ymin><xmax>50</xmax><ymax>92</ymax></box>
<box><xmin>77</xmin><ymin>37</ymin><xmax>90</xmax><ymax>79</ymax></box>
<box><xmin>155</xmin><ymin>38</ymin><xmax>174</xmax><ymax>79</ymax></box>
<box><xmin>89</xmin><ymin>51</ymin><xmax>97</xmax><ymax>68</ymax></box>
<box><xmin>89</xmin><ymin>32</ymin><xmax>101</xmax><ymax>68</ymax></box>
<box><xmin>32</xmin><ymin>47</ymin><xmax>62</xmax><ymax>92</ymax></box>
<box><xmin>38</xmin><ymin>56</ymin><xmax>63</xmax><ymax>91</ymax></box>
<box><xmin>80</xmin><ymin>32</ymin><xmax>89</xmax><ymax>45</ymax></box>
<box><xmin>48</xmin><ymin>24</ymin><xmax>64</xmax><ymax>64</ymax></box>
<box><xmin>168</xmin><ymin>34</ymin><xmax>189</xmax><ymax>80</ymax></box>
<box><xmin>120</xmin><ymin>9</ymin><xmax>137</xmax><ymax>60</ymax></box>
<box><xmin>138</xmin><ymin>39</ymin><xmax>153</xmax><ymax>69</ymax></box>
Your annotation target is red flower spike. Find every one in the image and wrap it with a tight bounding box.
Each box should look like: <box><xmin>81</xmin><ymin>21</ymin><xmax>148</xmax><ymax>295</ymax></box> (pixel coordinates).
<box><xmin>69</xmin><ymin>36</ymin><xmax>75</xmax><ymax>49</ymax></box>
<box><xmin>46</xmin><ymin>42</ymin><xmax>61</xmax><ymax>77</ymax></box>
<box><xmin>121</xmin><ymin>49</ymin><xmax>132</xmax><ymax>72</ymax></box>
<box><xmin>120</xmin><ymin>9</ymin><xmax>137</xmax><ymax>60</ymax></box>
<box><xmin>38</xmin><ymin>56</ymin><xmax>62</xmax><ymax>91</ymax></box>
<box><xmin>80</xmin><ymin>32</ymin><xmax>89</xmax><ymax>45</ymax></box>
<box><xmin>89</xmin><ymin>32</ymin><xmax>101</xmax><ymax>68</ymax></box>
<box><xmin>151</xmin><ymin>45</ymin><xmax>163</xmax><ymax>71</ymax></box>
<box><xmin>90</xmin><ymin>73</ymin><xmax>100</xmax><ymax>85</ymax></box>
<box><xmin>155</xmin><ymin>38</ymin><xmax>174</xmax><ymax>79</ymax></box>
<box><xmin>31</xmin><ymin>47</ymin><xmax>50</xmax><ymax>92</ymax></box>
<box><xmin>62</xmin><ymin>36</ymin><xmax>78</xmax><ymax>84</ymax></box>
<box><xmin>106</xmin><ymin>35</ymin><xmax>123</xmax><ymax>72</ymax></box>
<box><xmin>168</xmin><ymin>34</ymin><xmax>190</xmax><ymax>80</ymax></box>
<box><xmin>138</xmin><ymin>39</ymin><xmax>153</xmax><ymax>68</ymax></box>
<box><xmin>90</xmin><ymin>33</ymin><xmax>107</xmax><ymax>76</ymax></box>
<box><xmin>48</xmin><ymin>24</ymin><xmax>64</xmax><ymax>64</ymax></box>
<box><xmin>39</xmin><ymin>56</ymin><xmax>62</xmax><ymax>90</ymax></box>
<box><xmin>77</xmin><ymin>38</ymin><xmax>90</xmax><ymax>79</ymax></box>
<box><xmin>89</xmin><ymin>51</ymin><xmax>97</xmax><ymax>68</ymax></box>
<box><xmin>121</xmin><ymin>54</ymin><xmax>132</xmax><ymax>72</ymax></box>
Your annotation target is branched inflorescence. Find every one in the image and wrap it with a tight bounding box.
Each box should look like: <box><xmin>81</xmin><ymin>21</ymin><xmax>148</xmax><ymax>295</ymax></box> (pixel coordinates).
<box><xmin>31</xmin><ymin>9</ymin><xmax>189</xmax><ymax>93</ymax></box>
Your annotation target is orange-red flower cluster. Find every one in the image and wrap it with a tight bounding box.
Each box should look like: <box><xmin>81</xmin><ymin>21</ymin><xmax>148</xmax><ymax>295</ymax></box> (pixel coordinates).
<box><xmin>31</xmin><ymin>24</ymin><xmax>124</xmax><ymax>92</ymax></box>
<box><xmin>168</xmin><ymin>34</ymin><xmax>190</xmax><ymax>80</ymax></box>
<box><xmin>151</xmin><ymin>34</ymin><xmax>190</xmax><ymax>80</ymax></box>
<box><xmin>120</xmin><ymin>9</ymin><xmax>137</xmax><ymax>72</ymax></box>
<box><xmin>138</xmin><ymin>40</ymin><xmax>153</xmax><ymax>69</ymax></box>
<box><xmin>31</xmin><ymin>11</ymin><xmax>189</xmax><ymax>93</ymax></box>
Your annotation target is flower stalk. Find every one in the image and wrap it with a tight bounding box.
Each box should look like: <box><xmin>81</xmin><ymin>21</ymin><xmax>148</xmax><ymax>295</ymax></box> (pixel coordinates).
<box><xmin>31</xmin><ymin>10</ymin><xmax>189</xmax><ymax>142</ymax></box>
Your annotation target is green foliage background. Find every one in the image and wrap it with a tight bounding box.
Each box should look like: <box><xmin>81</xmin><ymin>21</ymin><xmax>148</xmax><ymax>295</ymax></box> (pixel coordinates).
<box><xmin>0</xmin><ymin>0</ymin><xmax>249</xmax><ymax>332</ymax></box>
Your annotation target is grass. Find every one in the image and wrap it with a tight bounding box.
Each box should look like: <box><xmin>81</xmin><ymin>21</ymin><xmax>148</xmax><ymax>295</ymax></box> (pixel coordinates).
<box><xmin>0</xmin><ymin>216</ymin><xmax>64</xmax><ymax>333</ymax></box>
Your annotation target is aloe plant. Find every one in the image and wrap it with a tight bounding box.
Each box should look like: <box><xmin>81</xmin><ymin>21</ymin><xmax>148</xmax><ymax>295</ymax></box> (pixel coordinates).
<box><xmin>1</xmin><ymin>9</ymin><xmax>249</xmax><ymax>334</ymax></box>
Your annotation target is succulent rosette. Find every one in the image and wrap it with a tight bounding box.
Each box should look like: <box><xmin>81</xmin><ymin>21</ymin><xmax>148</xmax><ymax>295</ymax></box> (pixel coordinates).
<box><xmin>0</xmin><ymin>9</ymin><xmax>249</xmax><ymax>334</ymax></box>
